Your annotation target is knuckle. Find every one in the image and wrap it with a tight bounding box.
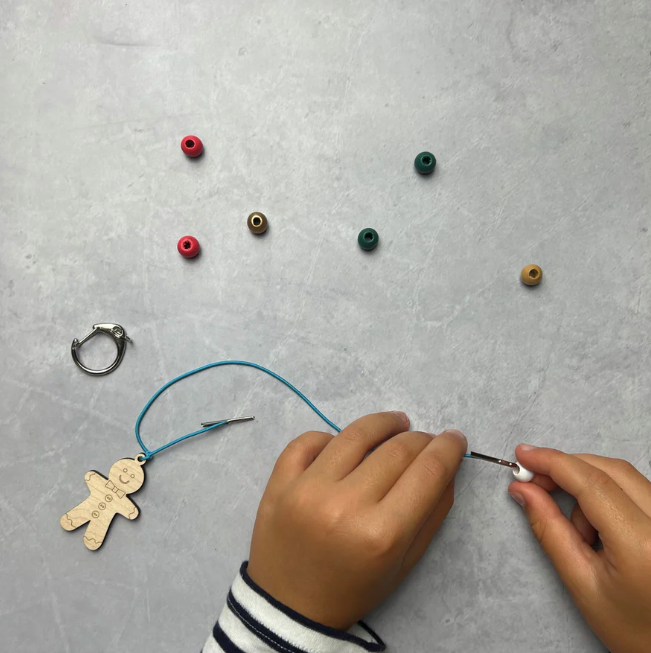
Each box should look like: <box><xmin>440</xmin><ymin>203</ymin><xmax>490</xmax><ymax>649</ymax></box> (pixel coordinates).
<box><xmin>384</xmin><ymin>438</ymin><xmax>414</xmax><ymax>465</ymax></box>
<box><xmin>282</xmin><ymin>432</ymin><xmax>328</xmax><ymax>456</ymax></box>
<box><xmin>285</xmin><ymin>431</ymin><xmax>318</xmax><ymax>451</ymax></box>
<box><xmin>421</xmin><ymin>452</ymin><xmax>453</xmax><ymax>481</ymax></box>
<box><xmin>410</xmin><ymin>431</ymin><xmax>435</xmax><ymax>447</ymax></box>
<box><xmin>611</xmin><ymin>458</ymin><xmax>635</xmax><ymax>476</ymax></box>
<box><xmin>285</xmin><ymin>491</ymin><xmax>347</xmax><ymax>529</ymax></box>
<box><xmin>319</xmin><ymin>497</ymin><xmax>347</xmax><ymax>526</ymax></box>
<box><xmin>584</xmin><ymin>468</ymin><xmax>612</xmax><ymax>494</ymax></box>
<box><xmin>360</xmin><ymin>523</ymin><xmax>400</xmax><ymax>560</ymax></box>
<box><xmin>308</xmin><ymin>430</ymin><xmax>332</xmax><ymax>440</ymax></box>
<box><xmin>550</xmin><ymin>449</ymin><xmax>569</xmax><ymax>467</ymax></box>
<box><xmin>340</xmin><ymin>426</ymin><xmax>368</xmax><ymax>445</ymax></box>
<box><xmin>281</xmin><ymin>484</ymin><xmax>319</xmax><ymax>518</ymax></box>
<box><xmin>530</xmin><ymin>517</ymin><xmax>549</xmax><ymax>546</ymax></box>
<box><xmin>281</xmin><ymin>436</ymin><xmax>306</xmax><ymax>458</ymax></box>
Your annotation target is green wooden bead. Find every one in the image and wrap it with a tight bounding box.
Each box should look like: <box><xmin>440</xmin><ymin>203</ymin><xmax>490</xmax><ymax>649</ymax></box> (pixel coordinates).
<box><xmin>414</xmin><ymin>151</ymin><xmax>436</xmax><ymax>174</ymax></box>
<box><xmin>358</xmin><ymin>228</ymin><xmax>379</xmax><ymax>251</ymax></box>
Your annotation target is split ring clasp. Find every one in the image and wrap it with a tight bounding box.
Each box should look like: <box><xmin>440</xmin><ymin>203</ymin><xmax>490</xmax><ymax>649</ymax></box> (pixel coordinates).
<box><xmin>71</xmin><ymin>323</ymin><xmax>131</xmax><ymax>376</ymax></box>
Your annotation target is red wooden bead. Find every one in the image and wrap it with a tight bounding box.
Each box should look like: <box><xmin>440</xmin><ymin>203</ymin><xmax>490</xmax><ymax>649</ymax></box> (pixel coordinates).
<box><xmin>177</xmin><ymin>235</ymin><xmax>200</xmax><ymax>258</ymax></box>
<box><xmin>181</xmin><ymin>135</ymin><xmax>203</xmax><ymax>157</ymax></box>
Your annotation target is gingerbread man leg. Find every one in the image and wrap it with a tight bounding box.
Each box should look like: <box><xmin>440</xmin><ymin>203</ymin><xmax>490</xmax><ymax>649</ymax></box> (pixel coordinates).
<box><xmin>82</xmin><ymin>516</ymin><xmax>111</xmax><ymax>551</ymax></box>
<box><xmin>60</xmin><ymin>500</ymin><xmax>92</xmax><ymax>531</ymax></box>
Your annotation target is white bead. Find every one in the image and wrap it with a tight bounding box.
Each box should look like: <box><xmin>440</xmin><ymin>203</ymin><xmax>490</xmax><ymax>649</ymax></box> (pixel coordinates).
<box><xmin>513</xmin><ymin>464</ymin><xmax>535</xmax><ymax>483</ymax></box>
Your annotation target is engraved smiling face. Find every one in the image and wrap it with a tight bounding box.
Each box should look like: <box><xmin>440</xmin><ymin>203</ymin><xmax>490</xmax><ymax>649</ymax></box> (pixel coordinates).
<box><xmin>108</xmin><ymin>458</ymin><xmax>145</xmax><ymax>493</ymax></box>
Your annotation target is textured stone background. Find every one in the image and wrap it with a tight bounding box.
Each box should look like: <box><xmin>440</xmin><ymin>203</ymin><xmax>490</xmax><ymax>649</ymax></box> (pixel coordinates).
<box><xmin>1</xmin><ymin>1</ymin><xmax>650</xmax><ymax>650</ymax></box>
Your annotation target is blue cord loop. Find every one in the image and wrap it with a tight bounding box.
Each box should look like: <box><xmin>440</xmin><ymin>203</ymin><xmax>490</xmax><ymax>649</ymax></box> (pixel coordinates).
<box><xmin>135</xmin><ymin>360</ymin><xmax>341</xmax><ymax>460</ymax></box>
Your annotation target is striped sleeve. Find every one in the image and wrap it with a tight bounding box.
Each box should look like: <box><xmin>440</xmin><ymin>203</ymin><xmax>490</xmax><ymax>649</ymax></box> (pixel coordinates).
<box><xmin>202</xmin><ymin>562</ymin><xmax>386</xmax><ymax>653</ymax></box>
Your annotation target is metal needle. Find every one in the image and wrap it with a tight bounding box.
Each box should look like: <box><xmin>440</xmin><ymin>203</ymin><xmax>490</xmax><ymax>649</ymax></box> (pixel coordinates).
<box><xmin>466</xmin><ymin>451</ymin><xmax>518</xmax><ymax>469</ymax></box>
<box><xmin>200</xmin><ymin>416</ymin><xmax>255</xmax><ymax>427</ymax></box>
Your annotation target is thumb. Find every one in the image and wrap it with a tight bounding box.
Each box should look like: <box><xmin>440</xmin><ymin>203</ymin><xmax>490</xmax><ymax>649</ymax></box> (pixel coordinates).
<box><xmin>509</xmin><ymin>481</ymin><xmax>598</xmax><ymax>600</ymax></box>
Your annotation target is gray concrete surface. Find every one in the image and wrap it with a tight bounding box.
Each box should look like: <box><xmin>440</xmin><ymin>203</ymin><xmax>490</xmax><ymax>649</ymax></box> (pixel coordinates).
<box><xmin>1</xmin><ymin>1</ymin><xmax>650</xmax><ymax>651</ymax></box>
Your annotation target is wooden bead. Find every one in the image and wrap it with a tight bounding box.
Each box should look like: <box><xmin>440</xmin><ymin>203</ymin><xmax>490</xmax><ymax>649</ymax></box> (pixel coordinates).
<box><xmin>358</xmin><ymin>228</ymin><xmax>379</xmax><ymax>251</ymax></box>
<box><xmin>521</xmin><ymin>264</ymin><xmax>542</xmax><ymax>286</ymax></box>
<box><xmin>247</xmin><ymin>212</ymin><xmax>268</xmax><ymax>234</ymax></box>
<box><xmin>181</xmin><ymin>135</ymin><xmax>203</xmax><ymax>157</ymax></box>
<box><xmin>414</xmin><ymin>151</ymin><xmax>436</xmax><ymax>175</ymax></box>
<box><xmin>177</xmin><ymin>235</ymin><xmax>200</xmax><ymax>258</ymax></box>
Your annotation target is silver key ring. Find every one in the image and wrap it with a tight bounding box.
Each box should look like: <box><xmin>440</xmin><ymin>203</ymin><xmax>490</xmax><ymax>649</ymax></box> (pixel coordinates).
<box><xmin>71</xmin><ymin>323</ymin><xmax>131</xmax><ymax>376</ymax></box>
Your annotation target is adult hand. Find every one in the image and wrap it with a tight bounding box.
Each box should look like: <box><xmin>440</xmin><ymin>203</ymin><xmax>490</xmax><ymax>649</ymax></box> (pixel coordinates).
<box><xmin>248</xmin><ymin>412</ymin><xmax>467</xmax><ymax>630</ymax></box>
<box><xmin>510</xmin><ymin>445</ymin><xmax>651</xmax><ymax>653</ymax></box>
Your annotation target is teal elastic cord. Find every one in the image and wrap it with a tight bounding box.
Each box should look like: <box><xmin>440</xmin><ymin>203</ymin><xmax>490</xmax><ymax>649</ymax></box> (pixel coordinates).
<box><xmin>135</xmin><ymin>360</ymin><xmax>342</xmax><ymax>460</ymax></box>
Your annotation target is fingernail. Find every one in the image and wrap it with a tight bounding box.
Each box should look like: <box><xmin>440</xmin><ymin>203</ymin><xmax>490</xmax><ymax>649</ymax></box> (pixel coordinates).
<box><xmin>391</xmin><ymin>411</ymin><xmax>409</xmax><ymax>425</ymax></box>
<box><xmin>519</xmin><ymin>444</ymin><xmax>537</xmax><ymax>451</ymax></box>
<box><xmin>509</xmin><ymin>491</ymin><xmax>525</xmax><ymax>507</ymax></box>
<box><xmin>442</xmin><ymin>429</ymin><xmax>468</xmax><ymax>444</ymax></box>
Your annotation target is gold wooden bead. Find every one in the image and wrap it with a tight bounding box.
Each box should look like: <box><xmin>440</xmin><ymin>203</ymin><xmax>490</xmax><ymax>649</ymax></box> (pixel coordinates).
<box><xmin>247</xmin><ymin>212</ymin><xmax>268</xmax><ymax>235</ymax></box>
<box><xmin>521</xmin><ymin>264</ymin><xmax>543</xmax><ymax>286</ymax></box>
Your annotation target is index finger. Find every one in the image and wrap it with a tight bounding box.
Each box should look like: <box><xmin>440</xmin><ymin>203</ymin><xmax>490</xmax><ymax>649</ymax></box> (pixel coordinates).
<box><xmin>574</xmin><ymin>454</ymin><xmax>651</xmax><ymax>518</ymax></box>
<box><xmin>380</xmin><ymin>430</ymin><xmax>467</xmax><ymax>536</ymax></box>
<box><xmin>308</xmin><ymin>411</ymin><xmax>410</xmax><ymax>479</ymax></box>
<box><xmin>515</xmin><ymin>445</ymin><xmax>649</xmax><ymax>545</ymax></box>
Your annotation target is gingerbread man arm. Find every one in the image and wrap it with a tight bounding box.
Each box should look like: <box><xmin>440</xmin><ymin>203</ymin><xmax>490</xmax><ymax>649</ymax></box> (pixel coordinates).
<box><xmin>113</xmin><ymin>497</ymin><xmax>139</xmax><ymax>520</ymax></box>
<box><xmin>84</xmin><ymin>471</ymin><xmax>108</xmax><ymax>492</ymax></box>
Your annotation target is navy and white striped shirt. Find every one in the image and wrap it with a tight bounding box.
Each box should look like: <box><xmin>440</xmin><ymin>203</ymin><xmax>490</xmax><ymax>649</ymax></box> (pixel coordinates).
<box><xmin>203</xmin><ymin>563</ymin><xmax>386</xmax><ymax>653</ymax></box>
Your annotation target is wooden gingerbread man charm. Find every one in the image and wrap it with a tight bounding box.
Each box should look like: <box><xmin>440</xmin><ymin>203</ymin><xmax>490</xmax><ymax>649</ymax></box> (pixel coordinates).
<box><xmin>60</xmin><ymin>456</ymin><xmax>145</xmax><ymax>550</ymax></box>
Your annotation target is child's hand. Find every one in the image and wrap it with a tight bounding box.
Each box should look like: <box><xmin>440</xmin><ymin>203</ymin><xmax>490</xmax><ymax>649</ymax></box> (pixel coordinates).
<box><xmin>247</xmin><ymin>412</ymin><xmax>467</xmax><ymax>630</ymax></box>
<box><xmin>510</xmin><ymin>445</ymin><xmax>651</xmax><ymax>653</ymax></box>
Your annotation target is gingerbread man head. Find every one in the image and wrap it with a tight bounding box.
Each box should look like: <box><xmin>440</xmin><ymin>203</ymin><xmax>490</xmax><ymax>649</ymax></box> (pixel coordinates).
<box><xmin>108</xmin><ymin>458</ymin><xmax>145</xmax><ymax>494</ymax></box>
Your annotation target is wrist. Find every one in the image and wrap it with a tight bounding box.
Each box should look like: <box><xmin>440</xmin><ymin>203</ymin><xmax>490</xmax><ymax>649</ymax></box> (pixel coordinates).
<box><xmin>237</xmin><ymin>562</ymin><xmax>386</xmax><ymax>651</ymax></box>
